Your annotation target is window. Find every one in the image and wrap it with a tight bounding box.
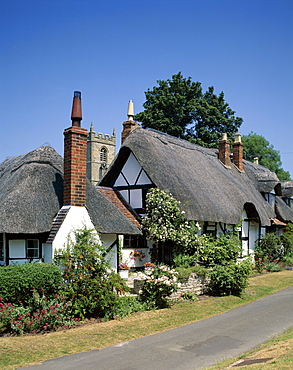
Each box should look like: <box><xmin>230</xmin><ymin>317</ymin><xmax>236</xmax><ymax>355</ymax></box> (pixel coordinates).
<box><xmin>100</xmin><ymin>147</ymin><xmax>107</xmax><ymax>163</ymax></box>
<box><xmin>286</xmin><ymin>198</ymin><xmax>293</xmax><ymax>209</ymax></box>
<box><xmin>263</xmin><ymin>192</ymin><xmax>276</xmax><ymax>207</ymax></box>
<box><xmin>26</xmin><ymin>239</ymin><xmax>39</xmax><ymax>259</ymax></box>
<box><xmin>203</xmin><ymin>222</ymin><xmax>217</xmax><ymax>237</ymax></box>
<box><xmin>124</xmin><ymin>235</ymin><xmax>147</xmax><ymax>249</ymax></box>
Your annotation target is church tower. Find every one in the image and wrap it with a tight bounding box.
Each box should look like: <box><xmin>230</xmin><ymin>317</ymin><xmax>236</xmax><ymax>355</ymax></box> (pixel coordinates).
<box><xmin>86</xmin><ymin>124</ymin><xmax>116</xmax><ymax>185</ymax></box>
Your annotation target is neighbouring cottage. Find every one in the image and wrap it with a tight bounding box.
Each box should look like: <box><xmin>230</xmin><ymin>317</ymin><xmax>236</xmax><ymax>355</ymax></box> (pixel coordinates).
<box><xmin>99</xmin><ymin>102</ymin><xmax>293</xmax><ymax>264</ymax></box>
<box><xmin>0</xmin><ymin>92</ymin><xmax>141</xmax><ymax>267</ymax></box>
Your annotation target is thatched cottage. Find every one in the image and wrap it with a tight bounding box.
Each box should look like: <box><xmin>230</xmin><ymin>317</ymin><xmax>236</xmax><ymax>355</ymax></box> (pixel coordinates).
<box><xmin>99</xmin><ymin>105</ymin><xmax>293</xmax><ymax>263</ymax></box>
<box><xmin>1</xmin><ymin>93</ymin><xmax>292</xmax><ymax>268</ymax></box>
<box><xmin>0</xmin><ymin>92</ymin><xmax>141</xmax><ymax>267</ymax></box>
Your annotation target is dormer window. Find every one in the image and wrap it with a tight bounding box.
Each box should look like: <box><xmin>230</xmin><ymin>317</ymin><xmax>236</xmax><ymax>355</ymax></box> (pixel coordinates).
<box><xmin>285</xmin><ymin>197</ymin><xmax>293</xmax><ymax>209</ymax></box>
<box><xmin>263</xmin><ymin>192</ymin><xmax>276</xmax><ymax>207</ymax></box>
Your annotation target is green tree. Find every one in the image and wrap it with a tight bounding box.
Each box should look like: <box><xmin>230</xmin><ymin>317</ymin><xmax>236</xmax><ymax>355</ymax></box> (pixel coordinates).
<box><xmin>242</xmin><ymin>132</ymin><xmax>291</xmax><ymax>181</ymax></box>
<box><xmin>135</xmin><ymin>72</ymin><xmax>243</xmax><ymax>147</ymax></box>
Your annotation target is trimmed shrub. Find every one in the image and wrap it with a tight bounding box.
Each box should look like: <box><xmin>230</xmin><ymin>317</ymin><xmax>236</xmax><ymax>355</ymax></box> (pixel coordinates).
<box><xmin>207</xmin><ymin>258</ymin><xmax>252</xmax><ymax>296</ymax></box>
<box><xmin>196</xmin><ymin>234</ymin><xmax>242</xmax><ymax>266</ymax></box>
<box><xmin>0</xmin><ymin>263</ymin><xmax>62</xmax><ymax>305</ymax></box>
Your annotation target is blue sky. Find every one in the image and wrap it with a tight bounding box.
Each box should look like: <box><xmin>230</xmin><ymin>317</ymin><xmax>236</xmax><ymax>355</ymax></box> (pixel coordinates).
<box><xmin>2</xmin><ymin>0</ymin><xmax>293</xmax><ymax>177</ymax></box>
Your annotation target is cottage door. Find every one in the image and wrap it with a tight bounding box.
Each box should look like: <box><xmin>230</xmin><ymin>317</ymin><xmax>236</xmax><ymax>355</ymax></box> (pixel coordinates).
<box><xmin>248</xmin><ymin>221</ymin><xmax>259</xmax><ymax>255</ymax></box>
<box><xmin>241</xmin><ymin>223</ymin><xmax>249</xmax><ymax>256</ymax></box>
<box><xmin>158</xmin><ymin>240</ymin><xmax>173</xmax><ymax>265</ymax></box>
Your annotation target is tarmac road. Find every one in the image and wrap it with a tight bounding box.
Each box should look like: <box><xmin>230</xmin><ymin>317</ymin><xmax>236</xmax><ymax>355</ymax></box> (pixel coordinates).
<box><xmin>22</xmin><ymin>285</ymin><xmax>293</xmax><ymax>370</ymax></box>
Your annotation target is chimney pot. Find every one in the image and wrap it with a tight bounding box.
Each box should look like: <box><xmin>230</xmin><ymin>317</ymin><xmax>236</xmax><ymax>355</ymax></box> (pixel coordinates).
<box><xmin>71</xmin><ymin>91</ymin><xmax>82</xmax><ymax>127</ymax></box>
<box><xmin>122</xmin><ymin>100</ymin><xmax>139</xmax><ymax>144</ymax></box>
<box><xmin>234</xmin><ymin>132</ymin><xmax>242</xmax><ymax>143</ymax></box>
<box><xmin>222</xmin><ymin>133</ymin><xmax>228</xmax><ymax>141</ymax></box>
<box><xmin>127</xmin><ymin>100</ymin><xmax>134</xmax><ymax>121</ymax></box>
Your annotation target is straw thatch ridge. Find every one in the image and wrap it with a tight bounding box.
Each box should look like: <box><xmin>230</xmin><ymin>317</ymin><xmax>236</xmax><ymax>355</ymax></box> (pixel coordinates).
<box><xmin>0</xmin><ymin>146</ymin><xmax>141</xmax><ymax>235</ymax></box>
<box><xmin>100</xmin><ymin>128</ymin><xmax>276</xmax><ymax>226</ymax></box>
<box><xmin>243</xmin><ymin>160</ymin><xmax>280</xmax><ymax>193</ymax></box>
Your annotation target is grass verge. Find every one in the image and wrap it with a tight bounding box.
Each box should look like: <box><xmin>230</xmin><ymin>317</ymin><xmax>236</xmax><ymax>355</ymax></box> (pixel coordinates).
<box><xmin>206</xmin><ymin>327</ymin><xmax>293</xmax><ymax>370</ymax></box>
<box><xmin>0</xmin><ymin>270</ymin><xmax>292</xmax><ymax>370</ymax></box>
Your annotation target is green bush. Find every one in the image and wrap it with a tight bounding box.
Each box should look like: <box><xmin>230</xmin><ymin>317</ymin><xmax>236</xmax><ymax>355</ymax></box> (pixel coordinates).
<box><xmin>207</xmin><ymin>258</ymin><xmax>252</xmax><ymax>296</ymax></box>
<box><xmin>281</xmin><ymin>223</ymin><xmax>293</xmax><ymax>257</ymax></box>
<box><xmin>255</xmin><ymin>233</ymin><xmax>283</xmax><ymax>264</ymax></box>
<box><xmin>283</xmin><ymin>255</ymin><xmax>293</xmax><ymax>266</ymax></box>
<box><xmin>0</xmin><ymin>263</ymin><xmax>62</xmax><ymax>305</ymax></box>
<box><xmin>104</xmin><ymin>296</ymin><xmax>148</xmax><ymax>321</ymax></box>
<box><xmin>54</xmin><ymin>227</ymin><xmax>128</xmax><ymax>319</ymax></box>
<box><xmin>175</xmin><ymin>265</ymin><xmax>208</xmax><ymax>280</ymax></box>
<box><xmin>173</xmin><ymin>253</ymin><xmax>196</xmax><ymax>268</ymax></box>
<box><xmin>196</xmin><ymin>234</ymin><xmax>242</xmax><ymax>266</ymax></box>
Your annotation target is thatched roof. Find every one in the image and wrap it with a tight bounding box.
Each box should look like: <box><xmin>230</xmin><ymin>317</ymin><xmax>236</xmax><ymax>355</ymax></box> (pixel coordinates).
<box><xmin>281</xmin><ymin>181</ymin><xmax>293</xmax><ymax>198</ymax></box>
<box><xmin>243</xmin><ymin>160</ymin><xmax>280</xmax><ymax>193</ymax></box>
<box><xmin>0</xmin><ymin>146</ymin><xmax>141</xmax><ymax>235</ymax></box>
<box><xmin>86</xmin><ymin>181</ymin><xmax>141</xmax><ymax>234</ymax></box>
<box><xmin>275</xmin><ymin>196</ymin><xmax>293</xmax><ymax>223</ymax></box>
<box><xmin>0</xmin><ymin>146</ymin><xmax>63</xmax><ymax>234</ymax></box>
<box><xmin>100</xmin><ymin>128</ymin><xmax>275</xmax><ymax>226</ymax></box>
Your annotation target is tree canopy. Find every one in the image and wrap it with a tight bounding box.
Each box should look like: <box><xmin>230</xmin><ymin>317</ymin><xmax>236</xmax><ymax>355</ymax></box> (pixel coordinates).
<box><xmin>135</xmin><ymin>72</ymin><xmax>243</xmax><ymax>148</ymax></box>
<box><xmin>242</xmin><ymin>132</ymin><xmax>291</xmax><ymax>181</ymax></box>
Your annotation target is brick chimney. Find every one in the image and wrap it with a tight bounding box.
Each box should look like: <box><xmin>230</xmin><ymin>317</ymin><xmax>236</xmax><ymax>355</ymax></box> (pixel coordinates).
<box><xmin>218</xmin><ymin>133</ymin><xmax>231</xmax><ymax>167</ymax></box>
<box><xmin>232</xmin><ymin>133</ymin><xmax>244</xmax><ymax>171</ymax></box>
<box><xmin>121</xmin><ymin>100</ymin><xmax>140</xmax><ymax>144</ymax></box>
<box><xmin>63</xmin><ymin>91</ymin><xmax>88</xmax><ymax>206</ymax></box>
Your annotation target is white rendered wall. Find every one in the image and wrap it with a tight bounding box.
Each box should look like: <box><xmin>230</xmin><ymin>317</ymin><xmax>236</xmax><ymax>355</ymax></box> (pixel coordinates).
<box><xmin>50</xmin><ymin>206</ymin><xmax>118</xmax><ymax>270</ymax></box>
<box><xmin>52</xmin><ymin>206</ymin><xmax>100</xmax><ymax>258</ymax></box>
<box><xmin>102</xmin><ymin>233</ymin><xmax>118</xmax><ymax>271</ymax></box>
<box><xmin>120</xmin><ymin>235</ymin><xmax>151</xmax><ymax>269</ymax></box>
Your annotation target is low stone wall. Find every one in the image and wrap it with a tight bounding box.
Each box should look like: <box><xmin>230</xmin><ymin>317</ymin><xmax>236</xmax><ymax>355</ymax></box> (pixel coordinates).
<box><xmin>174</xmin><ymin>273</ymin><xmax>209</xmax><ymax>297</ymax></box>
<box><xmin>132</xmin><ymin>273</ymin><xmax>209</xmax><ymax>297</ymax></box>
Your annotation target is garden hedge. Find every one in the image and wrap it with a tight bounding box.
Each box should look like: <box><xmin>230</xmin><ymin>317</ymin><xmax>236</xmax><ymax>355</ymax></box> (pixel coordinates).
<box><xmin>0</xmin><ymin>263</ymin><xmax>62</xmax><ymax>304</ymax></box>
